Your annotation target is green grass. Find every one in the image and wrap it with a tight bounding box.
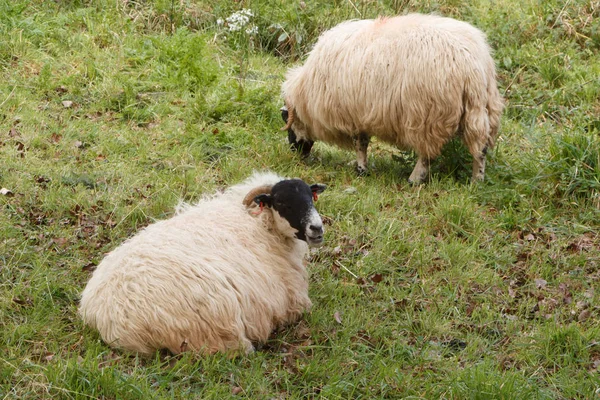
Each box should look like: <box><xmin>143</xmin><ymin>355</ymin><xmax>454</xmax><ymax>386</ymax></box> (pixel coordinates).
<box><xmin>1</xmin><ymin>0</ymin><xmax>599</xmax><ymax>398</ymax></box>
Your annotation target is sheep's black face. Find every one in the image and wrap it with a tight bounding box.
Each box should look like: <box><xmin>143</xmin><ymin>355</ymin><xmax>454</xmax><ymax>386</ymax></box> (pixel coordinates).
<box><xmin>281</xmin><ymin>107</ymin><xmax>314</xmax><ymax>157</ymax></box>
<box><xmin>254</xmin><ymin>179</ymin><xmax>326</xmax><ymax>247</ymax></box>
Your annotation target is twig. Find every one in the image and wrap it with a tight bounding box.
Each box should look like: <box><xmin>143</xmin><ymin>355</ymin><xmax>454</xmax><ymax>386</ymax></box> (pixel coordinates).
<box><xmin>346</xmin><ymin>0</ymin><xmax>361</xmax><ymax>17</ymax></box>
<box><xmin>550</xmin><ymin>0</ymin><xmax>572</xmax><ymax>29</ymax></box>
<box><xmin>0</xmin><ymin>85</ymin><xmax>16</xmax><ymax>109</ymax></box>
<box><xmin>334</xmin><ymin>260</ymin><xmax>357</xmax><ymax>278</ymax></box>
<box><xmin>503</xmin><ymin>66</ymin><xmax>526</xmax><ymax>96</ymax></box>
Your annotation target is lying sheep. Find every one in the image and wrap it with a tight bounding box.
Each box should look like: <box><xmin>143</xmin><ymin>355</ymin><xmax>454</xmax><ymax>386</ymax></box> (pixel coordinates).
<box><xmin>281</xmin><ymin>13</ymin><xmax>504</xmax><ymax>183</ymax></box>
<box><xmin>79</xmin><ymin>172</ymin><xmax>327</xmax><ymax>355</ymax></box>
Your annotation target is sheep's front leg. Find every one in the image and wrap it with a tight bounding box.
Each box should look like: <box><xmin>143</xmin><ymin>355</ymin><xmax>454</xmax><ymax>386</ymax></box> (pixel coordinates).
<box><xmin>353</xmin><ymin>132</ymin><xmax>370</xmax><ymax>175</ymax></box>
<box><xmin>471</xmin><ymin>146</ymin><xmax>487</xmax><ymax>182</ymax></box>
<box><xmin>408</xmin><ymin>157</ymin><xmax>430</xmax><ymax>184</ymax></box>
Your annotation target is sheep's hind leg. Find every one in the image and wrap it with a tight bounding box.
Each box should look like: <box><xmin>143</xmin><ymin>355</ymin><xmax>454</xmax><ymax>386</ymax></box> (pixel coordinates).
<box><xmin>408</xmin><ymin>157</ymin><xmax>430</xmax><ymax>184</ymax></box>
<box><xmin>471</xmin><ymin>145</ymin><xmax>487</xmax><ymax>182</ymax></box>
<box><xmin>353</xmin><ymin>133</ymin><xmax>370</xmax><ymax>175</ymax></box>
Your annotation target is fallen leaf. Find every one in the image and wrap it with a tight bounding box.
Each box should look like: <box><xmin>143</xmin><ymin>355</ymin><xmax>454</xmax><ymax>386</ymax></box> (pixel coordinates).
<box><xmin>466</xmin><ymin>301</ymin><xmax>477</xmax><ymax>316</ymax></box>
<box><xmin>35</xmin><ymin>176</ymin><xmax>50</xmax><ymax>185</ymax></box>
<box><xmin>370</xmin><ymin>273</ymin><xmax>383</xmax><ymax>284</ymax></box>
<box><xmin>82</xmin><ymin>263</ymin><xmax>96</xmax><ymax>272</ymax></box>
<box><xmin>53</xmin><ymin>237</ymin><xmax>69</xmax><ymax>248</ymax></box>
<box><xmin>231</xmin><ymin>387</ymin><xmax>243</xmax><ymax>395</ymax></box>
<box><xmin>50</xmin><ymin>133</ymin><xmax>62</xmax><ymax>143</ymax></box>
<box><xmin>12</xmin><ymin>297</ymin><xmax>32</xmax><ymax>306</ymax></box>
<box><xmin>524</xmin><ymin>233</ymin><xmax>535</xmax><ymax>241</ymax></box>
<box><xmin>15</xmin><ymin>141</ymin><xmax>26</xmax><ymax>157</ymax></box>
<box><xmin>330</xmin><ymin>261</ymin><xmax>340</xmax><ymax>275</ymax></box>
<box><xmin>559</xmin><ymin>283</ymin><xmax>573</xmax><ymax>304</ymax></box>
<box><xmin>333</xmin><ymin>311</ymin><xmax>342</xmax><ymax>324</ymax></box>
<box><xmin>294</xmin><ymin>321</ymin><xmax>311</xmax><ymax>340</ymax></box>
<box><xmin>534</xmin><ymin>278</ymin><xmax>547</xmax><ymax>289</ymax></box>
<box><xmin>9</xmin><ymin>127</ymin><xmax>19</xmax><ymax>137</ymax></box>
<box><xmin>43</xmin><ymin>352</ymin><xmax>55</xmax><ymax>362</ymax></box>
<box><xmin>74</xmin><ymin>140</ymin><xmax>83</xmax><ymax>148</ymax></box>
<box><xmin>0</xmin><ymin>188</ymin><xmax>13</xmax><ymax>196</ymax></box>
<box><xmin>566</xmin><ymin>236</ymin><xmax>594</xmax><ymax>252</ymax></box>
<box><xmin>62</xmin><ymin>100</ymin><xmax>73</xmax><ymax>108</ymax></box>
<box><xmin>578</xmin><ymin>309</ymin><xmax>591</xmax><ymax>322</ymax></box>
<box><xmin>576</xmin><ymin>301</ymin><xmax>589</xmax><ymax>310</ymax></box>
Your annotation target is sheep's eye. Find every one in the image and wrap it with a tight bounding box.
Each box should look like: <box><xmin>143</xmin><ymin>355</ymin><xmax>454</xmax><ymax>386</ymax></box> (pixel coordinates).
<box><xmin>275</xmin><ymin>202</ymin><xmax>291</xmax><ymax>210</ymax></box>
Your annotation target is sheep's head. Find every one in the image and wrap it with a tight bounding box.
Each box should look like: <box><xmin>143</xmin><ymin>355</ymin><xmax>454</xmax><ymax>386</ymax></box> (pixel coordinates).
<box><xmin>244</xmin><ymin>179</ymin><xmax>326</xmax><ymax>247</ymax></box>
<box><xmin>280</xmin><ymin>104</ymin><xmax>314</xmax><ymax>157</ymax></box>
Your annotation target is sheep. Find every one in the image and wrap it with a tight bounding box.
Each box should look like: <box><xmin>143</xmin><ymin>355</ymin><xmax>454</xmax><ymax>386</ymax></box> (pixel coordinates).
<box><xmin>281</xmin><ymin>13</ymin><xmax>504</xmax><ymax>184</ymax></box>
<box><xmin>79</xmin><ymin>172</ymin><xmax>327</xmax><ymax>355</ymax></box>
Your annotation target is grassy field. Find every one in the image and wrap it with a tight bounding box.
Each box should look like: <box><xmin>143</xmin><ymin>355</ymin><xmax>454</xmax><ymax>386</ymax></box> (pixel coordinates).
<box><xmin>1</xmin><ymin>0</ymin><xmax>599</xmax><ymax>398</ymax></box>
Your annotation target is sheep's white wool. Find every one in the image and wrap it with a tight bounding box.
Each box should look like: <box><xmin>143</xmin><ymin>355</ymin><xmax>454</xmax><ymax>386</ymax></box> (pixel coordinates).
<box><xmin>282</xmin><ymin>13</ymin><xmax>504</xmax><ymax>182</ymax></box>
<box><xmin>79</xmin><ymin>172</ymin><xmax>312</xmax><ymax>355</ymax></box>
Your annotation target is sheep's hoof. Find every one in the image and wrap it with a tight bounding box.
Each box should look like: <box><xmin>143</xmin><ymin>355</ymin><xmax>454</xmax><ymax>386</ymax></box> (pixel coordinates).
<box><xmin>356</xmin><ymin>165</ymin><xmax>369</xmax><ymax>176</ymax></box>
<box><xmin>408</xmin><ymin>169</ymin><xmax>428</xmax><ymax>185</ymax></box>
<box><xmin>407</xmin><ymin>177</ymin><xmax>424</xmax><ymax>185</ymax></box>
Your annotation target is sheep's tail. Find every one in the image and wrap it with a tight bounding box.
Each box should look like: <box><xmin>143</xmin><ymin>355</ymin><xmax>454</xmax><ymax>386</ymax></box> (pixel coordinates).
<box><xmin>485</xmin><ymin>79</ymin><xmax>504</xmax><ymax>149</ymax></box>
<box><xmin>461</xmin><ymin>66</ymin><xmax>504</xmax><ymax>155</ymax></box>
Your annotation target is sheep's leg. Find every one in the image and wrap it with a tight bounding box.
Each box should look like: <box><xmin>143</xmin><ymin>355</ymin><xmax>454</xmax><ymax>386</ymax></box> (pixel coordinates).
<box><xmin>408</xmin><ymin>157</ymin><xmax>430</xmax><ymax>184</ymax></box>
<box><xmin>462</xmin><ymin>102</ymin><xmax>491</xmax><ymax>182</ymax></box>
<box><xmin>353</xmin><ymin>132</ymin><xmax>370</xmax><ymax>175</ymax></box>
<box><xmin>471</xmin><ymin>145</ymin><xmax>487</xmax><ymax>182</ymax></box>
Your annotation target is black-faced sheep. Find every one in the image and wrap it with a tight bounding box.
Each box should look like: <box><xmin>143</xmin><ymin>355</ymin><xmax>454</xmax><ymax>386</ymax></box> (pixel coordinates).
<box><xmin>79</xmin><ymin>172</ymin><xmax>327</xmax><ymax>355</ymax></box>
<box><xmin>281</xmin><ymin>13</ymin><xmax>504</xmax><ymax>183</ymax></box>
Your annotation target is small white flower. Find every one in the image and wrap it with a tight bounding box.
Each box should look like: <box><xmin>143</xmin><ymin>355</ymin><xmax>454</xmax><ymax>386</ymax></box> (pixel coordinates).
<box><xmin>223</xmin><ymin>9</ymin><xmax>256</xmax><ymax>33</ymax></box>
<box><xmin>216</xmin><ymin>18</ymin><xmax>224</xmax><ymax>26</ymax></box>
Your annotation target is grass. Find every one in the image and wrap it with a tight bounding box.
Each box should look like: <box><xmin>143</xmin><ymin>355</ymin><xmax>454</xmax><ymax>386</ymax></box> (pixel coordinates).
<box><xmin>1</xmin><ymin>0</ymin><xmax>599</xmax><ymax>398</ymax></box>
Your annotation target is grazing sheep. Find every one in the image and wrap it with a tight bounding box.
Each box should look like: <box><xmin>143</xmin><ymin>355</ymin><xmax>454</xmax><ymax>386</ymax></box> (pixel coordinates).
<box><xmin>281</xmin><ymin>13</ymin><xmax>504</xmax><ymax>183</ymax></box>
<box><xmin>79</xmin><ymin>172</ymin><xmax>327</xmax><ymax>355</ymax></box>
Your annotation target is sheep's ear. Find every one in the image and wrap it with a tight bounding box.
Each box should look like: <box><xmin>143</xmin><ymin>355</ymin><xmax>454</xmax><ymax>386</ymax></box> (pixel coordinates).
<box><xmin>310</xmin><ymin>184</ymin><xmax>326</xmax><ymax>201</ymax></box>
<box><xmin>310</xmin><ymin>184</ymin><xmax>326</xmax><ymax>195</ymax></box>
<box><xmin>253</xmin><ymin>194</ymin><xmax>272</xmax><ymax>207</ymax></box>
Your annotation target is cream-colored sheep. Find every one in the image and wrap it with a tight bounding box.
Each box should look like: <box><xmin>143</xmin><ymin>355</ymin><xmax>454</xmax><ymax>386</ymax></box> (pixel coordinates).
<box><xmin>281</xmin><ymin>13</ymin><xmax>504</xmax><ymax>183</ymax></box>
<box><xmin>79</xmin><ymin>172</ymin><xmax>326</xmax><ymax>355</ymax></box>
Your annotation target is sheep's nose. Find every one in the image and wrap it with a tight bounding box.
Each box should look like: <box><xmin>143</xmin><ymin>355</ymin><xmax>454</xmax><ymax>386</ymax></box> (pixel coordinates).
<box><xmin>309</xmin><ymin>225</ymin><xmax>323</xmax><ymax>236</ymax></box>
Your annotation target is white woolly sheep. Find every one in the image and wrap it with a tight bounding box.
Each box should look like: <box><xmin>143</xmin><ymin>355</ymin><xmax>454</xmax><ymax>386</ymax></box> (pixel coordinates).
<box><xmin>79</xmin><ymin>172</ymin><xmax>327</xmax><ymax>355</ymax></box>
<box><xmin>281</xmin><ymin>13</ymin><xmax>504</xmax><ymax>183</ymax></box>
